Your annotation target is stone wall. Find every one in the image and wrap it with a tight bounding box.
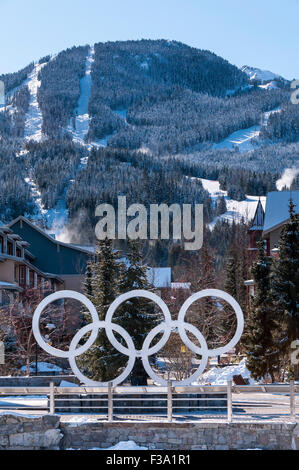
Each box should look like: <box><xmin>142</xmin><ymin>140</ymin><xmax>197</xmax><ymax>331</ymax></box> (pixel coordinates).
<box><xmin>60</xmin><ymin>421</ymin><xmax>299</xmax><ymax>451</ymax></box>
<box><xmin>0</xmin><ymin>415</ymin><xmax>298</xmax><ymax>450</ymax></box>
<box><xmin>0</xmin><ymin>414</ymin><xmax>62</xmax><ymax>450</ymax></box>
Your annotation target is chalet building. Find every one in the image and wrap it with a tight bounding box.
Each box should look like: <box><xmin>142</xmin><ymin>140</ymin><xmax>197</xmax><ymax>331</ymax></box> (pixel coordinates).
<box><xmin>5</xmin><ymin>216</ymin><xmax>91</xmax><ymax>296</ymax></box>
<box><xmin>245</xmin><ymin>190</ymin><xmax>299</xmax><ymax>304</ymax></box>
<box><xmin>1</xmin><ymin>216</ymin><xmax>175</xmax><ymax>306</ymax></box>
<box><xmin>0</xmin><ymin>224</ymin><xmax>64</xmax><ymax>306</ymax></box>
<box><xmin>247</xmin><ymin>198</ymin><xmax>265</xmax><ymax>266</ymax></box>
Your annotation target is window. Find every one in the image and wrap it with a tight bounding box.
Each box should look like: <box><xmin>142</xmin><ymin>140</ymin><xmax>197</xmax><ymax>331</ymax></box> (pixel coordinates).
<box><xmin>0</xmin><ymin>236</ymin><xmax>3</xmax><ymax>253</ymax></box>
<box><xmin>29</xmin><ymin>270</ymin><xmax>34</xmax><ymax>288</ymax></box>
<box><xmin>7</xmin><ymin>241</ymin><xmax>13</xmax><ymax>256</ymax></box>
<box><xmin>16</xmin><ymin>247</ymin><xmax>21</xmax><ymax>258</ymax></box>
<box><xmin>19</xmin><ymin>266</ymin><xmax>25</xmax><ymax>286</ymax></box>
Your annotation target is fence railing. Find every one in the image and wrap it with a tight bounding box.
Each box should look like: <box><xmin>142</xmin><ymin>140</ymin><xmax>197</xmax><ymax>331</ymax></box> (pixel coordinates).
<box><xmin>0</xmin><ymin>381</ymin><xmax>298</xmax><ymax>422</ymax></box>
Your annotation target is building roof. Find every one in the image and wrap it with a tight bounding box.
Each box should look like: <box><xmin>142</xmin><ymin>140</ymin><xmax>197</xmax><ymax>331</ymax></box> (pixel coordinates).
<box><xmin>171</xmin><ymin>282</ymin><xmax>191</xmax><ymax>289</ymax></box>
<box><xmin>146</xmin><ymin>267</ymin><xmax>171</xmax><ymax>288</ymax></box>
<box><xmin>7</xmin><ymin>216</ymin><xmax>92</xmax><ymax>255</ymax></box>
<box><xmin>0</xmin><ymin>281</ymin><xmax>23</xmax><ymax>292</ymax></box>
<box><xmin>249</xmin><ymin>198</ymin><xmax>265</xmax><ymax>231</ymax></box>
<box><xmin>263</xmin><ymin>191</ymin><xmax>299</xmax><ymax>235</ymax></box>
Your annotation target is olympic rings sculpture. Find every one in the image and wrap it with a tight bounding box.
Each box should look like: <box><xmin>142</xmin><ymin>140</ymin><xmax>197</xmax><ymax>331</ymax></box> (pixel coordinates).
<box><xmin>32</xmin><ymin>289</ymin><xmax>244</xmax><ymax>386</ymax></box>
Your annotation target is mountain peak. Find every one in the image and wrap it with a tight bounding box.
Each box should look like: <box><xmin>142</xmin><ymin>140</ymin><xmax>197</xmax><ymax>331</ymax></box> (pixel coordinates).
<box><xmin>241</xmin><ymin>65</ymin><xmax>286</xmax><ymax>83</ymax></box>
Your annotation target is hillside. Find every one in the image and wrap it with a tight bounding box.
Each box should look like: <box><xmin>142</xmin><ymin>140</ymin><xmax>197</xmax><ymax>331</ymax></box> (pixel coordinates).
<box><xmin>0</xmin><ymin>39</ymin><xmax>298</xmax><ymax>249</ymax></box>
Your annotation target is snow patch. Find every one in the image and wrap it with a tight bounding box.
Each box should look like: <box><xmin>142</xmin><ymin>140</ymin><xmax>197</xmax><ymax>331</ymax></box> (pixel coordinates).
<box><xmin>241</xmin><ymin>65</ymin><xmax>284</xmax><ymax>83</ymax></box>
<box><xmin>20</xmin><ymin>362</ymin><xmax>63</xmax><ymax>373</ymax></box>
<box><xmin>213</xmin><ymin>125</ymin><xmax>260</xmax><ymax>152</ymax></box>
<box><xmin>197</xmin><ymin>177</ymin><xmax>266</xmax><ymax>228</ymax></box>
<box><xmin>24</xmin><ymin>61</ymin><xmax>47</xmax><ymax>142</ymax></box>
<box><xmin>196</xmin><ymin>358</ymin><xmax>257</xmax><ymax>385</ymax></box>
<box><xmin>67</xmin><ymin>46</ymin><xmax>94</xmax><ymax>147</ymax></box>
<box><xmin>67</xmin><ymin>440</ymin><xmax>148</xmax><ymax>450</ymax></box>
<box><xmin>213</xmin><ymin>107</ymin><xmax>281</xmax><ymax>153</ymax></box>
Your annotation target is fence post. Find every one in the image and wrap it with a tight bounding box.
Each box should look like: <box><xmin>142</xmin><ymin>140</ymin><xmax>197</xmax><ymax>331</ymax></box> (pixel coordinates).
<box><xmin>49</xmin><ymin>382</ymin><xmax>55</xmax><ymax>414</ymax></box>
<box><xmin>108</xmin><ymin>381</ymin><xmax>113</xmax><ymax>422</ymax></box>
<box><xmin>290</xmin><ymin>380</ymin><xmax>295</xmax><ymax>421</ymax></box>
<box><xmin>167</xmin><ymin>380</ymin><xmax>172</xmax><ymax>422</ymax></box>
<box><xmin>227</xmin><ymin>380</ymin><xmax>232</xmax><ymax>423</ymax></box>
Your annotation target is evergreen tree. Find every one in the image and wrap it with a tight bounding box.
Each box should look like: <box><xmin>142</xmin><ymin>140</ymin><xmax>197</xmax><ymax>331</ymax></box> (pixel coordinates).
<box><xmin>83</xmin><ymin>258</ymin><xmax>93</xmax><ymax>299</ymax></box>
<box><xmin>118</xmin><ymin>240</ymin><xmax>158</xmax><ymax>384</ymax></box>
<box><xmin>79</xmin><ymin>239</ymin><xmax>124</xmax><ymax>382</ymax></box>
<box><xmin>244</xmin><ymin>240</ymin><xmax>279</xmax><ymax>382</ymax></box>
<box><xmin>216</xmin><ymin>195</ymin><xmax>227</xmax><ymax>216</ymax></box>
<box><xmin>225</xmin><ymin>244</ymin><xmax>238</xmax><ymax>298</ymax></box>
<box><xmin>271</xmin><ymin>199</ymin><xmax>299</xmax><ymax>379</ymax></box>
<box><xmin>225</xmin><ymin>224</ymin><xmax>248</xmax><ymax>315</ymax></box>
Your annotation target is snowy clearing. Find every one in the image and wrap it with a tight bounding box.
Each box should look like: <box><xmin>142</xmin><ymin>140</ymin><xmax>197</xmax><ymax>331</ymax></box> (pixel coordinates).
<box><xmin>24</xmin><ymin>61</ymin><xmax>47</xmax><ymax>142</ymax></box>
<box><xmin>197</xmin><ymin>177</ymin><xmax>266</xmax><ymax>228</ymax></box>
<box><xmin>213</xmin><ymin>107</ymin><xmax>281</xmax><ymax>153</ymax></box>
<box><xmin>66</xmin><ymin>47</ymin><xmax>94</xmax><ymax>147</ymax></box>
<box><xmin>213</xmin><ymin>125</ymin><xmax>260</xmax><ymax>152</ymax></box>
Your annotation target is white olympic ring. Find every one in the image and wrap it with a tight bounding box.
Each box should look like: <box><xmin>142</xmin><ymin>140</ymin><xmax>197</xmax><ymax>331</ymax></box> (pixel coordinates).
<box><xmin>32</xmin><ymin>288</ymin><xmax>244</xmax><ymax>386</ymax></box>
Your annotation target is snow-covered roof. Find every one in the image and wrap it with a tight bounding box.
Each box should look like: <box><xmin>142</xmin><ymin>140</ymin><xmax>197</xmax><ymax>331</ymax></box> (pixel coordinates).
<box><xmin>171</xmin><ymin>282</ymin><xmax>191</xmax><ymax>289</ymax></box>
<box><xmin>263</xmin><ymin>191</ymin><xmax>299</xmax><ymax>234</ymax></box>
<box><xmin>0</xmin><ymin>281</ymin><xmax>22</xmax><ymax>291</ymax></box>
<box><xmin>146</xmin><ymin>267</ymin><xmax>171</xmax><ymax>288</ymax></box>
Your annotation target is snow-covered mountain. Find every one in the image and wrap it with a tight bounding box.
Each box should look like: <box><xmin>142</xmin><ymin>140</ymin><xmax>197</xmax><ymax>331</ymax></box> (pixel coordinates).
<box><xmin>241</xmin><ymin>65</ymin><xmax>286</xmax><ymax>83</ymax></box>
<box><xmin>0</xmin><ymin>40</ymin><xmax>296</xmax><ymax>242</ymax></box>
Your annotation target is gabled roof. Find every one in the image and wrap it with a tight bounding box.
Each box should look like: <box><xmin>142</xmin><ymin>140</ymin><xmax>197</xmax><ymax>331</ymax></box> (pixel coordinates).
<box><xmin>7</xmin><ymin>216</ymin><xmax>93</xmax><ymax>255</ymax></box>
<box><xmin>249</xmin><ymin>198</ymin><xmax>265</xmax><ymax>231</ymax></box>
<box><xmin>263</xmin><ymin>191</ymin><xmax>299</xmax><ymax>235</ymax></box>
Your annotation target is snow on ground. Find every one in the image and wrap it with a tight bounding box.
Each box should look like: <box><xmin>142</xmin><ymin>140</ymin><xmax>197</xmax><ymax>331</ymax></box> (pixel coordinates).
<box><xmin>67</xmin><ymin>47</ymin><xmax>94</xmax><ymax>148</ymax></box>
<box><xmin>67</xmin><ymin>441</ymin><xmax>148</xmax><ymax>450</ymax></box>
<box><xmin>0</xmin><ymin>75</ymin><xmax>32</xmax><ymax>114</ymax></box>
<box><xmin>24</xmin><ymin>61</ymin><xmax>47</xmax><ymax>142</ymax></box>
<box><xmin>213</xmin><ymin>107</ymin><xmax>281</xmax><ymax>152</ymax></box>
<box><xmin>104</xmin><ymin>441</ymin><xmax>148</xmax><ymax>450</ymax></box>
<box><xmin>262</xmin><ymin>107</ymin><xmax>281</xmax><ymax>125</ymax></box>
<box><xmin>196</xmin><ymin>358</ymin><xmax>257</xmax><ymax>385</ymax></box>
<box><xmin>66</xmin><ymin>46</ymin><xmax>128</xmax><ymax>152</ymax></box>
<box><xmin>241</xmin><ymin>65</ymin><xmax>284</xmax><ymax>83</ymax></box>
<box><xmin>213</xmin><ymin>125</ymin><xmax>260</xmax><ymax>152</ymax></box>
<box><xmin>20</xmin><ymin>362</ymin><xmax>63</xmax><ymax>373</ymax></box>
<box><xmin>197</xmin><ymin>177</ymin><xmax>266</xmax><ymax>228</ymax></box>
<box><xmin>24</xmin><ymin>175</ymin><xmax>47</xmax><ymax>218</ymax></box>
<box><xmin>25</xmin><ymin>172</ymin><xmax>69</xmax><ymax>238</ymax></box>
<box><xmin>258</xmin><ymin>81</ymin><xmax>279</xmax><ymax>90</ymax></box>
<box><xmin>25</xmin><ymin>49</ymin><xmax>97</xmax><ymax>237</ymax></box>
<box><xmin>0</xmin><ymin>396</ymin><xmax>47</xmax><ymax>409</ymax></box>
<box><xmin>59</xmin><ymin>380</ymin><xmax>78</xmax><ymax>387</ymax></box>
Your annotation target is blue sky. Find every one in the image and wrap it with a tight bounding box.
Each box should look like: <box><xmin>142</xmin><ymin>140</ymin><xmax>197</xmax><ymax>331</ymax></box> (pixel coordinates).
<box><xmin>1</xmin><ymin>0</ymin><xmax>298</xmax><ymax>79</ymax></box>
